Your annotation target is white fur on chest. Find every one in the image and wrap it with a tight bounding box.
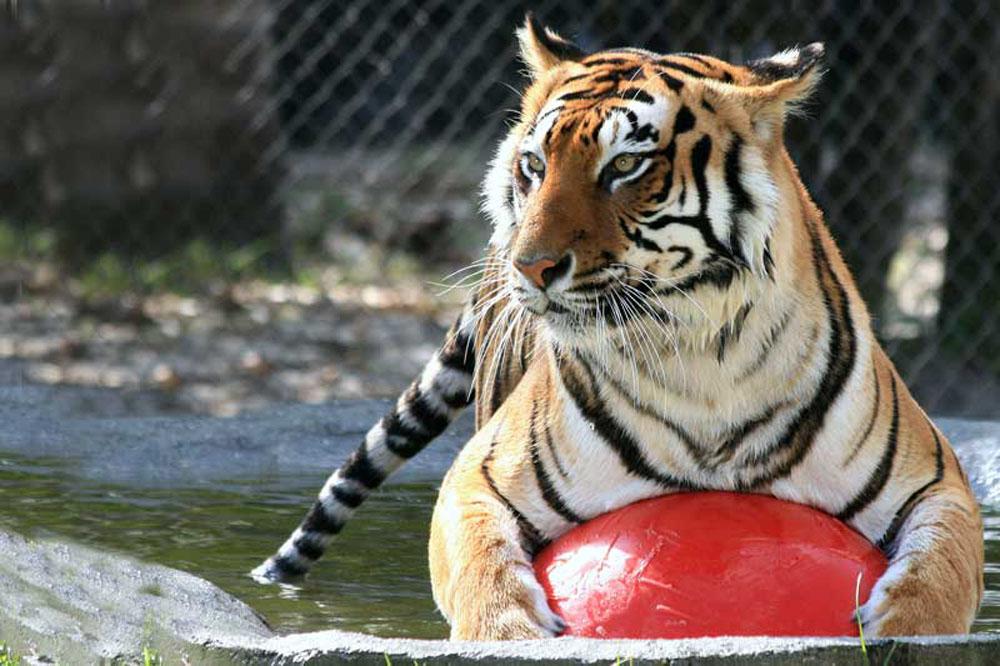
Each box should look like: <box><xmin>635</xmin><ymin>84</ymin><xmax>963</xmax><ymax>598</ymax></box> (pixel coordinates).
<box><xmin>532</xmin><ymin>287</ymin><xmax>887</xmax><ymax>533</ymax></box>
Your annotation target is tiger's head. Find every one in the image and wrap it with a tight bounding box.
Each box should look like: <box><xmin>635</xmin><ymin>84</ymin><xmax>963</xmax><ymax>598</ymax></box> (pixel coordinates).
<box><xmin>483</xmin><ymin>14</ymin><xmax>823</xmax><ymax>348</ymax></box>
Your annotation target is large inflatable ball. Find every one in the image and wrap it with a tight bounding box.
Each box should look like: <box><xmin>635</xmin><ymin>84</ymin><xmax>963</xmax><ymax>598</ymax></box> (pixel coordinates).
<box><xmin>533</xmin><ymin>492</ymin><xmax>887</xmax><ymax>638</ymax></box>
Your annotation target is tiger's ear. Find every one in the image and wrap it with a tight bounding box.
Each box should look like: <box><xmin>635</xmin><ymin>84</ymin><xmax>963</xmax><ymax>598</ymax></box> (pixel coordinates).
<box><xmin>516</xmin><ymin>12</ymin><xmax>586</xmax><ymax>80</ymax></box>
<box><xmin>731</xmin><ymin>43</ymin><xmax>825</xmax><ymax>141</ymax></box>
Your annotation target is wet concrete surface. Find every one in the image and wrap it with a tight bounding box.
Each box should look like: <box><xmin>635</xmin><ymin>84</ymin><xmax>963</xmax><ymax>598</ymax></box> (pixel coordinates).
<box><xmin>0</xmin><ymin>384</ymin><xmax>472</xmax><ymax>490</ymax></box>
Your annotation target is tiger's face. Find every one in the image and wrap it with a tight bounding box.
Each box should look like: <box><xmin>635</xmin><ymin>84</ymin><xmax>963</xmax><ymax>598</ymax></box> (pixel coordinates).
<box><xmin>483</xmin><ymin>16</ymin><xmax>822</xmax><ymax>345</ymax></box>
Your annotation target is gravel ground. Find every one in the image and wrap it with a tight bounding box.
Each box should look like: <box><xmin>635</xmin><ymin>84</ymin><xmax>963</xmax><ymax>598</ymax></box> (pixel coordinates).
<box><xmin>3</xmin><ymin>253</ymin><xmax>998</xmax><ymax>420</ymax></box>
<box><xmin>0</xmin><ymin>262</ymin><xmax>463</xmax><ymax>417</ymax></box>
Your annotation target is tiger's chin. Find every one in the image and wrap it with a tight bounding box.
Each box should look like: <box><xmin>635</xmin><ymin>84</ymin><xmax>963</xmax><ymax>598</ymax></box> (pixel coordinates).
<box><xmin>513</xmin><ymin>288</ymin><xmax>567</xmax><ymax>317</ymax></box>
<box><xmin>536</xmin><ymin>309</ymin><xmax>596</xmax><ymax>348</ymax></box>
<box><xmin>521</xmin><ymin>299</ymin><xmax>551</xmax><ymax>316</ymax></box>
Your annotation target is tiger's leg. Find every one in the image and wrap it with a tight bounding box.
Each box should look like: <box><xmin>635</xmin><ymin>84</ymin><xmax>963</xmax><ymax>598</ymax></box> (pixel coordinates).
<box><xmin>861</xmin><ymin>462</ymin><xmax>983</xmax><ymax>635</ymax></box>
<box><xmin>428</xmin><ymin>415</ymin><xmax>565</xmax><ymax>640</ymax></box>
<box><xmin>252</xmin><ymin>301</ymin><xmax>477</xmax><ymax>582</ymax></box>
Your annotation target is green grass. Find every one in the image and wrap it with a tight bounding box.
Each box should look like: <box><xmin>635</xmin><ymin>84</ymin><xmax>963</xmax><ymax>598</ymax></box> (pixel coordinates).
<box><xmin>0</xmin><ymin>219</ymin><xmax>56</xmax><ymax>260</ymax></box>
<box><xmin>0</xmin><ymin>215</ymin><xmax>458</xmax><ymax>300</ymax></box>
<box><xmin>854</xmin><ymin>573</ymin><xmax>900</xmax><ymax>665</ymax></box>
<box><xmin>855</xmin><ymin>572</ymin><xmax>869</xmax><ymax>661</ymax></box>
<box><xmin>77</xmin><ymin>238</ymin><xmax>279</xmax><ymax>298</ymax></box>
<box><xmin>138</xmin><ymin>583</ymin><xmax>164</xmax><ymax>597</ymax></box>
<box><xmin>142</xmin><ymin>645</ymin><xmax>162</xmax><ymax>666</ymax></box>
<box><xmin>0</xmin><ymin>218</ymin><xmax>287</xmax><ymax>298</ymax></box>
<box><xmin>0</xmin><ymin>642</ymin><xmax>21</xmax><ymax>666</ymax></box>
<box><xmin>382</xmin><ymin>655</ymin><xmax>427</xmax><ymax>666</ymax></box>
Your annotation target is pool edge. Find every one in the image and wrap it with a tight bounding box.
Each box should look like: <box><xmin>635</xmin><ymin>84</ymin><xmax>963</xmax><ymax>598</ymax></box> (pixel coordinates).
<box><xmin>205</xmin><ymin>629</ymin><xmax>1000</xmax><ymax>664</ymax></box>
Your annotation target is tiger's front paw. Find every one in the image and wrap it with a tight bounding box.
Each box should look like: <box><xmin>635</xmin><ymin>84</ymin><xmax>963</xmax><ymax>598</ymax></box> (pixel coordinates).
<box><xmin>859</xmin><ymin>563</ymin><xmax>971</xmax><ymax>636</ymax></box>
<box><xmin>449</xmin><ymin>563</ymin><xmax>565</xmax><ymax>640</ymax></box>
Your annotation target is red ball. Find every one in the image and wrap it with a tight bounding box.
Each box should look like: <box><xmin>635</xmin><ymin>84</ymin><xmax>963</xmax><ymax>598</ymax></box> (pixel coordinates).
<box><xmin>534</xmin><ymin>492</ymin><xmax>887</xmax><ymax>639</ymax></box>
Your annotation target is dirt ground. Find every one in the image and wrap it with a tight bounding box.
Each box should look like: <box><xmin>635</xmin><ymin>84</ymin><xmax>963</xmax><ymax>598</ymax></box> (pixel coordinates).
<box><xmin>3</xmin><ymin>255</ymin><xmax>998</xmax><ymax>420</ymax></box>
<box><xmin>0</xmin><ymin>261</ymin><xmax>464</xmax><ymax>417</ymax></box>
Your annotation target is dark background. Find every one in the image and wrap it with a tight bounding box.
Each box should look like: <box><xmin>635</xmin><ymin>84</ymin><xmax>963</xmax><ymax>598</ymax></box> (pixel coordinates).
<box><xmin>1</xmin><ymin>0</ymin><xmax>998</xmax><ymax>417</ymax></box>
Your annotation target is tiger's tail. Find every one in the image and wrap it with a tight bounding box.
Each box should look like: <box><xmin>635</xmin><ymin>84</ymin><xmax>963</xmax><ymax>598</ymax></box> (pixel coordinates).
<box><xmin>251</xmin><ymin>301</ymin><xmax>477</xmax><ymax>582</ymax></box>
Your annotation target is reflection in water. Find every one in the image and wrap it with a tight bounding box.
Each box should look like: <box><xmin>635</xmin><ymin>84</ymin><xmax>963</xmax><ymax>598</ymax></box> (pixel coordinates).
<box><xmin>277</xmin><ymin>583</ymin><xmax>303</xmax><ymax>600</ymax></box>
<box><xmin>1</xmin><ymin>454</ymin><xmax>999</xmax><ymax>637</ymax></box>
<box><xmin>0</xmin><ymin>455</ymin><xmax>446</xmax><ymax>638</ymax></box>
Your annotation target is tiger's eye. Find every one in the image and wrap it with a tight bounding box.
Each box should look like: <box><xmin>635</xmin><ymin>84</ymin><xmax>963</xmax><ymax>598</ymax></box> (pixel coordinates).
<box><xmin>613</xmin><ymin>154</ymin><xmax>638</xmax><ymax>173</ymax></box>
<box><xmin>526</xmin><ymin>153</ymin><xmax>545</xmax><ymax>174</ymax></box>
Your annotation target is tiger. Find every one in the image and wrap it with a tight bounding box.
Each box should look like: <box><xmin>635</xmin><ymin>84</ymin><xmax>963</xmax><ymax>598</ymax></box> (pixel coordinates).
<box><xmin>254</xmin><ymin>14</ymin><xmax>984</xmax><ymax>640</ymax></box>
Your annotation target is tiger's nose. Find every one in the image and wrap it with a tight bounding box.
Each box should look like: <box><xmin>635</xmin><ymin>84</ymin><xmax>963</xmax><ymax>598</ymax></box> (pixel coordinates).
<box><xmin>514</xmin><ymin>253</ymin><xmax>573</xmax><ymax>290</ymax></box>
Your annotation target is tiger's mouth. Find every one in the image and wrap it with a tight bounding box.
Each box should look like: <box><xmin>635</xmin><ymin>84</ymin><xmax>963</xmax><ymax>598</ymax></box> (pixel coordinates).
<box><xmin>511</xmin><ymin>285</ymin><xmax>571</xmax><ymax>317</ymax></box>
<box><xmin>510</xmin><ymin>263</ymin><xmax>668</xmax><ymax>333</ymax></box>
<box><xmin>511</xmin><ymin>264</ymin><xmax>651</xmax><ymax>333</ymax></box>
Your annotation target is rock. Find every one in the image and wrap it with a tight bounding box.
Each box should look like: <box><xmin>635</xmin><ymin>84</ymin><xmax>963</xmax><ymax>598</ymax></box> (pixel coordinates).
<box><xmin>0</xmin><ymin>530</ymin><xmax>272</xmax><ymax>664</ymax></box>
<box><xmin>151</xmin><ymin>362</ymin><xmax>182</xmax><ymax>390</ymax></box>
<box><xmin>240</xmin><ymin>350</ymin><xmax>273</xmax><ymax>377</ymax></box>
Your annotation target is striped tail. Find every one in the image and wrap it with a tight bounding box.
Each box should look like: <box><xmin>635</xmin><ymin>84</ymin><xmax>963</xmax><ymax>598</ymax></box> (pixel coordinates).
<box><xmin>251</xmin><ymin>304</ymin><xmax>476</xmax><ymax>582</ymax></box>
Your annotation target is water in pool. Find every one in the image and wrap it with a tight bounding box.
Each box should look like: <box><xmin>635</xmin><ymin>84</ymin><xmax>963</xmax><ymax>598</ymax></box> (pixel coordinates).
<box><xmin>1</xmin><ymin>452</ymin><xmax>999</xmax><ymax>638</ymax></box>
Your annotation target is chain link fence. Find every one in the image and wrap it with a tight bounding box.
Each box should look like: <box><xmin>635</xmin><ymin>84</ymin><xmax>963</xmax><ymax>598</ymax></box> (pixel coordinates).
<box><xmin>2</xmin><ymin>0</ymin><xmax>999</xmax><ymax>417</ymax></box>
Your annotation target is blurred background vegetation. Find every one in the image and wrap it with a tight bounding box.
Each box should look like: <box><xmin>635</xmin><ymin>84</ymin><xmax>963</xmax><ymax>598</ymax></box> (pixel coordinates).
<box><xmin>1</xmin><ymin>0</ymin><xmax>998</xmax><ymax>417</ymax></box>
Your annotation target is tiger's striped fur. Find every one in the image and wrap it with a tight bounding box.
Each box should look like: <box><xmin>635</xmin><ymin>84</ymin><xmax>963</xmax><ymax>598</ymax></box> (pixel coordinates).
<box><xmin>252</xmin><ymin>300</ymin><xmax>477</xmax><ymax>580</ymax></box>
<box><xmin>428</xmin><ymin>17</ymin><xmax>983</xmax><ymax>639</ymax></box>
<box><xmin>258</xmin><ymin>15</ymin><xmax>984</xmax><ymax>640</ymax></box>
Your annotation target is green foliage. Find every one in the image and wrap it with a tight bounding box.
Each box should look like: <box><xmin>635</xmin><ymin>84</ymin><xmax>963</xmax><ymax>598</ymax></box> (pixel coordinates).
<box><xmin>76</xmin><ymin>238</ymin><xmax>279</xmax><ymax>298</ymax></box>
<box><xmin>1</xmin><ymin>201</ymin><xmax>468</xmax><ymax>299</ymax></box>
<box><xmin>142</xmin><ymin>645</ymin><xmax>162</xmax><ymax>666</ymax></box>
<box><xmin>79</xmin><ymin>253</ymin><xmax>133</xmax><ymax>298</ymax></box>
<box><xmin>0</xmin><ymin>220</ymin><xmax>57</xmax><ymax>260</ymax></box>
<box><xmin>854</xmin><ymin>573</ymin><xmax>900</xmax><ymax>665</ymax></box>
<box><xmin>0</xmin><ymin>642</ymin><xmax>21</xmax><ymax>666</ymax></box>
<box><xmin>138</xmin><ymin>583</ymin><xmax>165</xmax><ymax>597</ymax></box>
<box><xmin>381</xmin><ymin>655</ymin><xmax>427</xmax><ymax>666</ymax></box>
<box><xmin>0</xmin><ymin>223</ymin><xmax>15</xmax><ymax>258</ymax></box>
<box><xmin>855</xmin><ymin>572</ymin><xmax>869</xmax><ymax>662</ymax></box>
<box><xmin>1</xmin><ymin>217</ymin><xmax>288</xmax><ymax>298</ymax></box>
<box><xmin>880</xmin><ymin>642</ymin><xmax>900</xmax><ymax>665</ymax></box>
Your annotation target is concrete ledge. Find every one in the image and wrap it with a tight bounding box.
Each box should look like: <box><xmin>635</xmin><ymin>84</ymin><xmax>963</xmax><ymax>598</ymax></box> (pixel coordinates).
<box><xmin>208</xmin><ymin>629</ymin><xmax>1000</xmax><ymax>665</ymax></box>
